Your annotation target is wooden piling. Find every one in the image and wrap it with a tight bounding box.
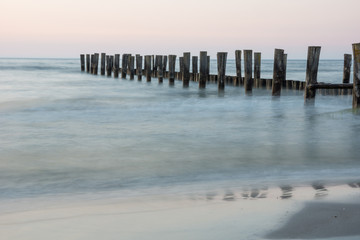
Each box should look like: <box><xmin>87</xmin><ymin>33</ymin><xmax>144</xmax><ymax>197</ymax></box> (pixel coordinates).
<box><xmin>235</xmin><ymin>50</ymin><xmax>242</xmax><ymax>86</ymax></box>
<box><xmin>199</xmin><ymin>51</ymin><xmax>208</xmax><ymax>88</ymax></box>
<box><xmin>151</xmin><ymin>55</ymin><xmax>156</xmax><ymax>77</ymax></box>
<box><xmin>254</xmin><ymin>52</ymin><xmax>261</xmax><ymax>88</ymax></box>
<box><xmin>304</xmin><ymin>46</ymin><xmax>321</xmax><ymax>101</ymax></box>
<box><xmin>86</xmin><ymin>54</ymin><xmax>90</xmax><ymax>73</ymax></box>
<box><xmin>156</xmin><ymin>55</ymin><xmax>164</xmax><ymax>83</ymax></box>
<box><xmin>121</xmin><ymin>54</ymin><xmax>129</xmax><ymax>79</ymax></box>
<box><xmin>272</xmin><ymin>49</ymin><xmax>285</xmax><ymax>96</ymax></box>
<box><xmin>183</xmin><ymin>52</ymin><xmax>191</xmax><ymax>87</ymax></box>
<box><xmin>352</xmin><ymin>43</ymin><xmax>360</xmax><ymax>108</ymax></box>
<box><xmin>207</xmin><ymin>56</ymin><xmax>210</xmax><ymax>81</ymax></box>
<box><xmin>107</xmin><ymin>55</ymin><xmax>113</xmax><ymax>77</ymax></box>
<box><xmin>128</xmin><ymin>55</ymin><xmax>135</xmax><ymax>80</ymax></box>
<box><xmin>100</xmin><ymin>53</ymin><xmax>106</xmax><ymax>75</ymax></box>
<box><xmin>217</xmin><ymin>52</ymin><xmax>227</xmax><ymax>90</ymax></box>
<box><xmin>192</xmin><ymin>56</ymin><xmax>198</xmax><ymax>81</ymax></box>
<box><xmin>244</xmin><ymin>50</ymin><xmax>253</xmax><ymax>93</ymax></box>
<box><xmin>93</xmin><ymin>53</ymin><xmax>99</xmax><ymax>75</ymax></box>
<box><xmin>136</xmin><ymin>54</ymin><xmax>143</xmax><ymax>80</ymax></box>
<box><xmin>90</xmin><ymin>54</ymin><xmax>94</xmax><ymax>73</ymax></box>
<box><xmin>80</xmin><ymin>54</ymin><xmax>85</xmax><ymax>71</ymax></box>
<box><xmin>114</xmin><ymin>54</ymin><xmax>120</xmax><ymax>78</ymax></box>
<box><xmin>145</xmin><ymin>55</ymin><xmax>152</xmax><ymax>82</ymax></box>
<box><xmin>179</xmin><ymin>57</ymin><xmax>184</xmax><ymax>80</ymax></box>
<box><xmin>283</xmin><ymin>54</ymin><xmax>288</xmax><ymax>88</ymax></box>
<box><xmin>342</xmin><ymin>54</ymin><xmax>352</xmax><ymax>95</ymax></box>
<box><xmin>168</xmin><ymin>55</ymin><xmax>176</xmax><ymax>84</ymax></box>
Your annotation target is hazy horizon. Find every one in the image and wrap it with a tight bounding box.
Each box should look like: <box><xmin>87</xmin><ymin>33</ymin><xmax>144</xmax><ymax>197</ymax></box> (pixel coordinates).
<box><xmin>1</xmin><ymin>0</ymin><xmax>359</xmax><ymax>59</ymax></box>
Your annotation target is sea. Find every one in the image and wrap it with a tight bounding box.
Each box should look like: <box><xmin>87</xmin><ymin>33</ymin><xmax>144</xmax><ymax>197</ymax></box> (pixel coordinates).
<box><xmin>0</xmin><ymin>57</ymin><xmax>359</xmax><ymax>204</ymax></box>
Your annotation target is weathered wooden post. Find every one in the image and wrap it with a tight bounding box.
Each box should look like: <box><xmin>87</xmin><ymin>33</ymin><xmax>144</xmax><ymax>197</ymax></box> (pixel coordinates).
<box><xmin>121</xmin><ymin>54</ymin><xmax>129</xmax><ymax>79</ymax></box>
<box><xmin>178</xmin><ymin>57</ymin><xmax>184</xmax><ymax>80</ymax></box>
<box><xmin>86</xmin><ymin>54</ymin><xmax>90</xmax><ymax>73</ymax></box>
<box><xmin>244</xmin><ymin>50</ymin><xmax>253</xmax><ymax>93</ymax></box>
<box><xmin>108</xmin><ymin>56</ymin><xmax>114</xmax><ymax>77</ymax></box>
<box><xmin>343</xmin><ymin>54</ymin><xmax>352</xmax><ymax>95</ymax></box>
<box><xmin>145</xmin><ymin>55</ymin><xmax>152</xmax><ymax>82</ymax></box>
<box><xmin>168</xmin><ymin>55</ymin><xmax>176</xmax><ymax>84</ymax></box>
<box><xmin>254</xmin><ymin>52</ymin><xmax>261</xmax><ymax>88</ymax></box>
<box><xmin>100</xmin><ymin>53</ymin><xmax>106</xmax><ymax>75</ymax></box>
<box><xmin>128</xmin><ymin>55</ymin><xmax>135</xmax><ymax>80</ymax></box>
<box><xmin>93</xmin><ymin>53</ymin><xmax>99</xmax><ymax>75</ymax></box>
<box><xmin>352</xmin><ymin>43</ymin><xmax>360</xmax><ymax>108</ymax></box>
<box><xmin>151</xmin><ymin>55</ymin><xmax>155</xmax><ymax>77</ymax></box>
<box><xmin>272</xmin><ymin>49</ymin><xmax>285</xmax><ymax>96</ymax></box>
<box><xmin>80</xmin><ymin>54</ymin><xmax>85</xmax><ymax>71</ymax></box>
<box><xmin>192</xmin><ymin>56</ymin><xmax>198</xmax><ymax>81</ymax></box>
<box><xmin>199</xmin><ymin>51</ymin><xmax>208</xmax><ymax>88</ymax></box>
<box><xmin>207</xmin><ymin>56</ymin><xmax>210</xmax><ymax>81</ymax></box>
<box><xmin>106</xmin><ymin>55</ymin><xmax>110</xmax><ymax>76</ymax></box>
<box><xmin>114</xmin><ymin>54</ymin><xmax>120</xmax><ymax>78</ymax></box>
<box><xmin>155</xmin><ymin>55</ymin><xmax>162</xmax><ymax>80</ymax></box>
<box><xmin>163</xmin><ymin>56</ymin><xmax>168</xmax><ymax>78</ymax></box>
<box><xmin>283</xmin><ymin>54</ymin><xmax>288</xmax><ymax>88</ymax></box>
<box><xmin>235</xmin><ymin>50</ymin><xmax>242</xmax><ymax>86</ymax></box>
<box><xmin>157</xmin><ymin>56</ymin><xmax>164</xmax><ymax>83</ymax></box>
<box><xmin>217</xmin><ymin>52</ymin><xmax>227</xmax><ymax>90</ymax></box>
<box><xmin>304</xmin><ymin>46</ymin><xmax>321</xmax><ymax>101</ymax></box>
<box><xmin>183</xmin><ymin>52</ymin><xmax>191</xmax><ymax>87</ymax></box>
<box><xmin>90</xmin><ymin>54</ymin><xmax>94</xmax><ymax>74</ymax></box>
<box><xmin>136</xmin><ymin>54</ymin><xmax>143</xmax><ymax>80</ymax></box>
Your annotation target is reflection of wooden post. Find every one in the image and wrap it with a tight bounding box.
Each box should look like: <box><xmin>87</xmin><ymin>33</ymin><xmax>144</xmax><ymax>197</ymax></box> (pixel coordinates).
<box><xmin>244</xmin><ymin>50</ymin><xmax>253</xmax><ymax>93</ymax></box>
<box><xmin>304</xmin><ymin>46</ymin><xmax>321</xmax><ymax>101</ymax></box>
<box><xmin>168</xmin><ymin>55</ymin><xmax>176</xmax><ymax>84</ymax></box>
<box><xmin>129</xmin><ymin>55</ymin><xmax>135</xmax><ymax>80</ymax></box>
<box><xmin>114</xmin><ymin>54</ymin><xmax>120</xmax><ymax>78</ymax></box>
<box><xmin>192</xmin><ymin>56</ymin><xmax>198</xmax><ymax>81</ymax></box>
<box><xmin>352</xmin><ymin>43</ymin><xmax>360</xmax><ymax>108</ymax></box>
<box><xmin>145</xmin><ymin>55</ymin><xmax>152</xmax><ymax>82</ymax></box>
<box><xmin>80</xmin><ymin>54</ymin><xmax>85</xmax><ymax>71</ymax></box>
<box><xmin>136</xmin><ymin>54</ymin><xmax>142</xmax><ymax>80</ymax></box>
<box><xmin>100</xmin><ymin>53</ymin><xmax>106</xmax><ymax>75</ymax></box>
<box><xmin>272</xmin><ymin>49</ymin><xmax>285</xmax><ymax>96</ymax></box>
<box><xmin>183</xmin><ymin>52</ymin><xmax>190</xmax><ymax>87</ymax></box>
<box><xmin>342</xmin><ymin>54</ymin><xmax>352</xmax><ymax>95</ymax></box>
<box><xmin>254</xmin><ymin>52</ymin><xmax>261</xmax><ymax>88</ymax></box>
<box><xmin>217</xmin><ymin>52</ymin><xmax>227</xmax><ymax>90</ymax></box>
<box><xmin>235</xmin><ymin>50</ymin><xmax>242</xmax><ymax>86</ymax></box>
<box><xmin>86</xmin><ymin>54</ymin><xmax>90</xmax><ymax>73</ymax></box>
<box><xmin>121</xmin><ymin>54</ymin><xmax>129</xmax><ymax>79</ymax></box>
<box><xmin>199</xmin><ymin>51</ymin><xmax>207</xmax><ymax>88</ymax></box>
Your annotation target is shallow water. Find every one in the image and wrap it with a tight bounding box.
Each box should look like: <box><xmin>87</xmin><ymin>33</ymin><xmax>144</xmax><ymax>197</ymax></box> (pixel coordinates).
<box><xmin>0</xmin><ymin>58</ymin><xmax>359</xmax><ymax>201</ymax></box>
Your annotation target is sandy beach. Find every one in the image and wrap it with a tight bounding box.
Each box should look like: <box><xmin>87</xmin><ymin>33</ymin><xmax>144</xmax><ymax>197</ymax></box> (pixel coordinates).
<box><xmin>0</xmin><ymin>184</ymin><xmax>359</xmax><ymax>240</ymax></box>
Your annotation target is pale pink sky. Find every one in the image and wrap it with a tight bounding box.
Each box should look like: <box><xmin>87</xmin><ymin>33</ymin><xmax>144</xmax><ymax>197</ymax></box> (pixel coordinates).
<box><xmin>0</xmin><ymin>0</ymin><xmax>359</xmax><ymax>59</ymax></box>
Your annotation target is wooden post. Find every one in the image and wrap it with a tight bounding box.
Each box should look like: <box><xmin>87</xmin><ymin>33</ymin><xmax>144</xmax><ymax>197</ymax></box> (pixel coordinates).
<box><xmin>114</xmin><ymin>54</ymin><xmax>120</xmax><ymax>78</ymax></box>
<box><xmin>304</xmin><ymin>46</ymin><xmax>321</xmax><ymax>101</ymax></box>
<box><xmin>235</xmin><ymin>50</ymin><xmax>242</xmax><ymax>86</ymax></box>
<box><xmin>207</xmin><ymin>56</ymin><xmax>210</xmax><ymax>81</ymax></box>
<box><xmin>168</xmin><ymin>55</ymin><xmax>176</xmax><ymax>84</ymax></box>
<box><xmin>217</xmin><ymin>52</ymin><xmax>227</xmax><ymax>90</ymax></box>
<box><xmin>100</xmin><ymin>53</ymin><xmax>106</xmax><ymax>75</ymax></box>
<box><xmin>108</xmin><ymin>56</ymin><xmax>114</xmax><ymax>77</ymax></box>
<box><xmin>183</xmin><ymin>52</ymin><xmax>191</xmax><ymax>87</ymax></box>
<box><xmin>136</xmin><ymin>54</ymin><xmax>143</xmax><ymax>80</ymax></box>
<box><xmin>282</xmin><ymin>54</ymin><xmax>288</xmax><ymax>88</ymax></box>
<box><xmin>151</xmin><ymin>55</ymin><xmax>155</xmax><ymax>77</ymax></box>
<box><xmin>90</xmin><ymin>54</ymin><xmax>94</xmax><ymax>74</ymax></box>
<box><xmin>145</xmin><ymin>55</ymin><xmax>152</xmax><ymax>82</ymax></box>
<box><xmin>106</xmin><ymin>55</ymin><xmax>110</xmax><ymax>76</ymax></box>
<box><xmin>86</xmin><ymin>54</ymin><xmax>90</xmax><ymax>73</ymax></box>
<box><xmin>343</xmin><ymin>54</ymin><xmax>352</xmax><ymax>95</ymax></box>
<box><xmin>272</xmin><ymin>49</ymin><xmax>285</xmax><ymax>96</ymax></box>
<box><xmin>192</xmin><ymin>56</ymin><xmax>198</xmax><ymax>81</ymax></box>
<box><xmin>178</xmin><ymin>57</ymin><xmax>184</xmax><ymax>80</ymax></box>
<box><xmin>80</xmin><ymin>54</ymin><xmax>85</xmax><ymax>71</ymax></box>
<box><xmin>157</xmin><ymin>55</ymin><xmax>164</xmax><ymax>83</ymax></box>
<box><xmin>128</xmin><ymin>55</ymin><xmax>135</xmax><ymax>80</ymax></box>
<box><xmin>121</xmin><ymin>54</ymin><xmax>129</xmax><ymax>79</ymax></box>
<box><xmin>244</xmin><ymin>50</ymin><xmax>253</xmax><ymax>93</ymax></box>
<box><xmin>93</xmin><ymin>53</ymin><xmax>99</xmax><ymax>75</ymax></box>
<box><xmin>254</xmin><ymin>52</ymin><xmax>261</xmax><ymax>88</ymax></box>
<box><xmin>353</xmin><ymin>43</ymin><xmax>360</xmax><ymax>108</ymax></box>
<box><xmin>199</xmin><ymin>51</ymin><xmax>207</xmax><ymax>88</ymax></box>
<box><xmin>162</xmin><ymin>56</ymin><xmax>167</xmax><ymax>78</ymax></box>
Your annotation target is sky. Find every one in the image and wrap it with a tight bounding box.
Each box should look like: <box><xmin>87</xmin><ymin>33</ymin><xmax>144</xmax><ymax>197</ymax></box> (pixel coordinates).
<box><xmin>0</xmin><ymin>0</ymin><xmax>359</xmax><ymax>59</ymax></box>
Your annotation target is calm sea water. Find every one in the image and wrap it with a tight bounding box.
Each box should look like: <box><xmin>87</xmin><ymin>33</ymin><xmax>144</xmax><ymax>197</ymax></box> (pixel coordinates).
<box><xmin>0</xmin><ymin>58</ymin><xmax>359</xmax><ymax>201</ymax></box>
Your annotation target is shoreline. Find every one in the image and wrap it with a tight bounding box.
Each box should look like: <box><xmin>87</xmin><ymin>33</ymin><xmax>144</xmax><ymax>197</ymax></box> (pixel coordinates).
<box><xmin>0</xmin><ymin>183</ymin><xmax>359</xmax><ymax>240</ymax></box>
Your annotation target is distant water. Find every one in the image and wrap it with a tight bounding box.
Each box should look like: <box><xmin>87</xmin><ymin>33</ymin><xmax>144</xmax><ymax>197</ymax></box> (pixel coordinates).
<box><xmin>0</xmin><ymin>58</ymin><xmax>359</xmax><ymax>201</ymax></box>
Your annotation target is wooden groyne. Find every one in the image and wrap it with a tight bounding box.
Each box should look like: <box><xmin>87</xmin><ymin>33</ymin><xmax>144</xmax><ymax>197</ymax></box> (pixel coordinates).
<box><xmin>80</xmin><ymin>43</ymin><xmax>360</xmax><ymax>108</ymax></box>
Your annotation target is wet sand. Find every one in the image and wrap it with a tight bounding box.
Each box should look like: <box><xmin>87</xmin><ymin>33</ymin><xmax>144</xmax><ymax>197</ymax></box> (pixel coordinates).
<box><xmin>0</xmin><ymin>184</ymin><xmax>359</xmax><ymax>240</ymax></box>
